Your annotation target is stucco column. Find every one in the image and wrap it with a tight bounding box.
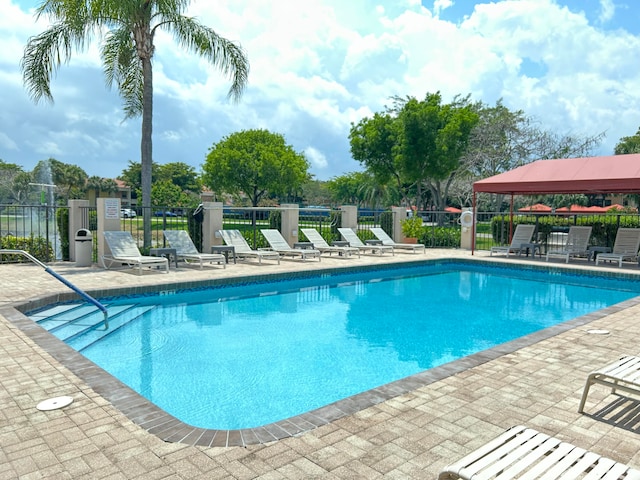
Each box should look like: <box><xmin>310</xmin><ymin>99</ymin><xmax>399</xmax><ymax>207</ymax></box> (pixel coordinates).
<box><xmin>68</xmin><ymin>199</ymin><xmax>89</xmax><ymax>262</ymax></box>
<box><xmin>97</xmin><ymin>198</ymin><xmax>122</xmax><ymax>268</ymax></box>
<box><xmin>280</xmin><ymin>204</ymin><xmax>299</xmax><ymax>246</ymax></box>
<box><xmin>460</xmin><ymin>208</ymin><xmax>475</xmax><ymax>250</ymax></box>
<box><xmin>202</xmin><ymin>202</ymin><xmax>223</xmax><ymax>252</ymax></box>
<box><xmin>391</xmin><ymin>206</ymin><xmax>407</xmax><ymax>243</ymax></box>
<box><xmin>340</xmin><ymin>205</ymin><xmax>357</xmax><ymax>229</ymax></box>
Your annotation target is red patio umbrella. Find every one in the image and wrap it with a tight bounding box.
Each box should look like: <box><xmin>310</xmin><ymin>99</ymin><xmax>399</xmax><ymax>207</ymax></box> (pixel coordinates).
<box><xmin>555</xmin><ymin>205</ymin><xmax>606</xmax><ymax>213</ymax></box>
<box><xmin>445</xmin><ymin>206</ymin><xmax>462</xmax><ymax>213</ymax></box>
<box><xmin>517</xmin><ymin>203</ymin><xmax>552</xmax><ymax>212</ymax></box>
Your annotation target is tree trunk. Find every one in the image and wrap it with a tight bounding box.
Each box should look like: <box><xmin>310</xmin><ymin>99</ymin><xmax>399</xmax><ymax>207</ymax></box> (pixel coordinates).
<box><xmin>141</xmin><ymin>56</ymin><xmax>153</xmax><ymax>249</ymax></box>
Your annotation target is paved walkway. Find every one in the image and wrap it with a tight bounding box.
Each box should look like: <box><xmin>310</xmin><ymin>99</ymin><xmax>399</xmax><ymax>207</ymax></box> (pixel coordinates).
<box><xmin>2</xmin><ymin>250</ymin><xmax>640</xmax><ymax>479</ymax></box>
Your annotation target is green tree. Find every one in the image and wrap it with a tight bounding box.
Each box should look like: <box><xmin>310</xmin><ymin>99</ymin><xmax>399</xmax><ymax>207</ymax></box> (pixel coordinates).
<box><xmin>21</xmin><ymin>0</ymin><xmax>249</xmax><ymax>248</ymax></box>
<box><xmin>156</xmin><ymin>162</ymin><xmax>200</xmax><ymax>193</ymax></box>
<box><xmin>86</xmin><ymin>176</ymin><xmax>118</xmax><ymax>197</ymax></box>
<box><xmin>614</xmin><ymin>127</ymin><xmax>640</xmax><ymax>154</ymax></box>
<box><xmin>398</xmin><ymin>93</ymin><xmax>478</xmax><ymax>211</ymax></box>
<box><xmin>203</xmin><ymin>129</ymin><xmax>311</xmax><ymax>207</ymax></box>
<box><xmin>326</xmin><ymin>172</ymin><xmax>368</xmax><ymax>206</ymax></box>
<box><xmin>350</xmin><ymin>92</ymin><xmax>479</xmax><ymax>211</ymax></box>
<box><xmin>151</xmin><ymin>180</ymin><xmax>191</xmax><ymax>207</ymax></box>
<box><xmin>119</xmin><ymin>160</ymin><xmax>158</xmax><ymax>200</ymax></box>
<box><xmin>33</xmin><ymin>158</ymin><xmax>88</xmax><ymax>203</ymax></box>
<box><xmin>0</xmin><ymin>161</ymin><xmax>26</xmax><ymax>203</ymax></box>
<box><xmin>301</xmin><ymin>180</ymin><xmax>332</xmax><ymax>207</ymax></box>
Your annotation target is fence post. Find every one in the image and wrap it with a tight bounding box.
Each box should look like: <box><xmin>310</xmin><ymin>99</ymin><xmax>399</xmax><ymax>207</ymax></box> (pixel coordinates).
<box><xmin>68</xmin><ymin>199</ymin><xmax>89</xmax><ymax>262</ymax></box>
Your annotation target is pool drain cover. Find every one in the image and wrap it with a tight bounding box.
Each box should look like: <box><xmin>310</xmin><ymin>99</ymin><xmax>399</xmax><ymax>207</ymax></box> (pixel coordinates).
<box><xmin>36</xmin><ymin>396</ymin><xmax>73</xmax><ymax>411</ymax></box>
<box><xmin>587</xmin><ymin>329</ymin><xmax>610</xmax><ymax>335</ymax></box>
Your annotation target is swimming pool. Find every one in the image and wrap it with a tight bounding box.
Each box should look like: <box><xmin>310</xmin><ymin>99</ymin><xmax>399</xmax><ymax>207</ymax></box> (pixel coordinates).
<box><xmin>29</xmin><ymin>260</ymin><xmax>640</xmax><ymax>431</ymax></box>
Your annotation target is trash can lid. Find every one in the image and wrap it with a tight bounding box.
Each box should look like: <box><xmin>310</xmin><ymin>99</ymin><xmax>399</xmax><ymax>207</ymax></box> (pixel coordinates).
<box><xmin>75</xmin><ymin>229</ymin><xmax>92</xmax><ymax>238</ymax></box>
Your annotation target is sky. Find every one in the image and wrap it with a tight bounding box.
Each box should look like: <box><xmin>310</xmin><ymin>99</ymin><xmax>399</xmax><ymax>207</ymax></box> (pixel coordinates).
<box><xmin>2</xmin><ymin>0</ymin><xmax>640</xmax><ymax>182</ymax></box>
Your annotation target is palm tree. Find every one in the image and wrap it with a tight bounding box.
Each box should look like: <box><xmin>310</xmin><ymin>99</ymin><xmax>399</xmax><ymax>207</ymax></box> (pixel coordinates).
<box><xmin>21</xmin><ymin>0</ymin><xmax>249</xmax><ymax>247</ymax></box>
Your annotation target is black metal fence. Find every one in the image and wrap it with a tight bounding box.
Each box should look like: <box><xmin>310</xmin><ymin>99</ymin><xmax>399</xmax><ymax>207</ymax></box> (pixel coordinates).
<box><xmin>3</xmin><ymin>203</ymin><xmax>640</xmax><ymax>263</ymax></box>
<box><xmin>0</xmin><ymin>204</ymin><xmax>67</xmax><ymax>263</ymax></box>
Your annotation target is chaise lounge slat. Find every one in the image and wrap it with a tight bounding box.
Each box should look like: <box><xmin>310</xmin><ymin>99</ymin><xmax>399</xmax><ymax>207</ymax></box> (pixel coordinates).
<box><xmin>102</xmin><ymin>231</ymin><xmax>168</xmax><ymax>275</ymax></box>
<box><xmin>218</xmin><ymin>229</ymin><xmax>280</xmax><ymax>264</ymax></box>
<box><xmin>490</xmin><ymin>224</ymin><xmax>536</xmax><ymax>257</ymax></box>
<box><xmin>546</xmin><ymin>226</ymin><xmax>592</xmax><ymax>263</ymax></box>
<box><xmin>369</xmin><ymin>227</ymin><xmax>425</xmax><ymax>254</ymax></box>
<box><xmin>163</xmin><ymin>230</ymin><xmax>226</xmax><ymax>269</ymax></box>
<box><xmin>595</xmin><ymin>228</ymin><xmax>640</xmax><ymax>267</ymax></box>
<box><xmin>578</xmin><ymin>355</ymin><xmax>640</xmax><ymax>413</ymax></box>
<box><xmin>439</xmin><ymin>425</ymin><xmax>640</xmax><ymax>480</ymax></box>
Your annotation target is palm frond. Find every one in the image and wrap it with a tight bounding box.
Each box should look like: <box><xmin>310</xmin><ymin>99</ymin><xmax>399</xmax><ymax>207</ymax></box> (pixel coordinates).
<box><xmin>102</xmin><ymin>27</ymin><xmax>143</xmax><ymax>117</ymax></box>
<box><xmin>21</xmin><ymin>22</ymin><xmax>88</xmax><ymax>103</ymax></box>
<box><xmin>160</xmin><ymin>14</ymin><xmax>249</xmax><ymax>102</ymax></box>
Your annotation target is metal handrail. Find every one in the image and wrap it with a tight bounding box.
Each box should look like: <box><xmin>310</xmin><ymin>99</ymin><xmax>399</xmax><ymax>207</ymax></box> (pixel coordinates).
<box><xmin>0</xmin><ymin>249</ymin><xmax>109</xmax><ymax>329</ymax></box>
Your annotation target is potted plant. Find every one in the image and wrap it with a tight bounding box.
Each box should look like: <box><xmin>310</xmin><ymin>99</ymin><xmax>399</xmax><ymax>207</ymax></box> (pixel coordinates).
<box><xmin>401</xmin><ymin>215</ymin><xmax>423</xmax><ymax>243</ymax></box>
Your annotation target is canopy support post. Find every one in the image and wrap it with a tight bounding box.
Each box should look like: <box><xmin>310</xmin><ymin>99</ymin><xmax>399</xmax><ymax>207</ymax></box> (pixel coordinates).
<box><xmin>471</xmin><ymin>192</ymin><xmax>476</xmax><ymax>255</ymax></box>
<box><xmin>509</xmin><ymin>194</ymin><xmax>514</xmax><ymax>241</ymax></box>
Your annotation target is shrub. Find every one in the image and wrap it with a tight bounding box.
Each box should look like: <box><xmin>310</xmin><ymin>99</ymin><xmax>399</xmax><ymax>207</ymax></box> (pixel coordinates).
<box><xmin>56</xmin><ymin>208</ymin><xmax>70</xmax><ymax>261</ymax></box>
<box><xmin>0</xmin><ymin>235</ymin><xmax>53</xmax><ymax>262</ymax></box>
<box><xmin>269</xmin><ymin>210</ymin><xmax>282</xmax><ymax>230</ymax></box>
<box><xmin>420</xmin><ymin>227</ymin><xmax>460</xmax><ymax>247</ymax></box>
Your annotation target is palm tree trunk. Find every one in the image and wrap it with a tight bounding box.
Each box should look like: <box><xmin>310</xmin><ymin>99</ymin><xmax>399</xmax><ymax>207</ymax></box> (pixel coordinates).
<box><xmin>141</xmin><ymin>56</ymin><xmax>153</xmax><ymax>249</ymax></box>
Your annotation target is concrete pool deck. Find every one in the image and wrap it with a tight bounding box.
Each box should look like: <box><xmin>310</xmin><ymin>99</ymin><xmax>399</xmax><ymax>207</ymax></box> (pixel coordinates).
<box><xmin>2</xmin><ymin>249</ymin><xmax>640</xmax><ymax>478</ymax></box>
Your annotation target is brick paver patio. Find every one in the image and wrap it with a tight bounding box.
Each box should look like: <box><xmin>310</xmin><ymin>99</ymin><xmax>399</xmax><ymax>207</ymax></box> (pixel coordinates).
<box><xmin>2</xmin><ymin>250</ymin><xmax>640</xmax><ymax>479</ymax></box>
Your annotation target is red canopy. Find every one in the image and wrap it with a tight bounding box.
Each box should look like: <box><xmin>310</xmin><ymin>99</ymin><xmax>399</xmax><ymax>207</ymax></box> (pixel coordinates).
<box><xmin>474</xmin><ymin>154</ymin><xmax>640</xmax><ymax>194</ymax></box>
<box><xmin>445</xmin><ymin>206</ymin><xmax>462</xmax><ymax>213</ymax></box>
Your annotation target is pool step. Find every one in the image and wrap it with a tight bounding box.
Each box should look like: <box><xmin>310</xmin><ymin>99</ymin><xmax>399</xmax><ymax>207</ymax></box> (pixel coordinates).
<box><xmin>31</xmin><ymin>303</ymin><xmax>156</xmax><ymax>350</ymax></box>
<box><xmin>30</xmin><ymin>304</ymin><xmax>99</xmax><ymax>331</ymax></box>
<box><xmin>65</xmin><ymin>305</ymin><xmax>156</xmax><ymax>352</ymax></box>
<box><xmin>45</xmin><ymin>304</ymin><xmax>136</xmax><ymax>340</ymax></box>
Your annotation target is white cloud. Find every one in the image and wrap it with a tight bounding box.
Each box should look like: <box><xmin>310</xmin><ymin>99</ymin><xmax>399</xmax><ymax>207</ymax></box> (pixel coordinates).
<box><xmin>305</xmin><ymin>146</ymin><xmax>328</xmax><ymax>170</ymax></box>
<box><xmin>0</xmin><ymin>132</ymin><xmax>18</xmax><ymax>150</ymax></box>
<box><xmin>434</xmin><ymin>0</ymin><xmax>454</xmax><ymax>16</ymax></box>
<box><xmin>3</xmin><ymin>0</ymin><xmax>640</xmax><ymax>182</ymax></box>
<box><xmin>599</xmin><ymin>0</ymin><xmax>615</xmax><ymax>23</ymax></box>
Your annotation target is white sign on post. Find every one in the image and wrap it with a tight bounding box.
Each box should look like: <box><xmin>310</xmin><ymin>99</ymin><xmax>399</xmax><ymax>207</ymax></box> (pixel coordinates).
<box><xmin>104</xmin><ymin>198</ymin><xmax>119</xmax><ymax>219</ymax></box>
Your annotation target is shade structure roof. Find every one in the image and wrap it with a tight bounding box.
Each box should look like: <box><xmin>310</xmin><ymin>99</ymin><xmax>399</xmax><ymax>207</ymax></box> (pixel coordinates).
<box><xmin>473</xmin><ymin>154</ymin><xmax>640</xmax><ymax>195</ymax></box>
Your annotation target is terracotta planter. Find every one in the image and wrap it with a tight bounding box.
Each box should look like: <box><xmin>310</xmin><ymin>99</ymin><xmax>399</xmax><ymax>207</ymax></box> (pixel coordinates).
<box><xmin>403</xmin><ymin>237</ymin><xmax>418</xmax><ymax>244</ymax></box>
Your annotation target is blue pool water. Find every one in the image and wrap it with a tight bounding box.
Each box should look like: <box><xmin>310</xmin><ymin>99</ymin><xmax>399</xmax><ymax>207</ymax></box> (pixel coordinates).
<box><xmin>36</xmin><ymin>262</ymin><xmax>640</xmax><ymax>429</ymax></box>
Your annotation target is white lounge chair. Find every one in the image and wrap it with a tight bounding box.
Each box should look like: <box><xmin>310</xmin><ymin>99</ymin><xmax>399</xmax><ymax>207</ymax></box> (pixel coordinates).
<box><xmin>260</xmin><ymin>229</ymin><xmax>321</xmax><ymax>261</ymax></box>
<box><xmin>439</xmin><ymin>425</ymin><xmax>640</xmax><ymax>480</ymax></box>
<box><xmin>578</xmin><ymin>355</ymin><xmax>640</xmax><ymax>414</ymax></box>
<box><xmin>337</xmin><ymin>228</ymin><xmax>394</xmax><ymax>255</ymax></box>
<box><xmin>218</xmin><ymin>229</ymin><xmax>280</xmax><ymax>264</ymax></box>
<box><xmin>596</xmin><ymin>228</ymin><xmax>640</xmax><ymax>267</ymax></box>
<box><xmin>300</xmin><ymin>228</ymin><xmax>360</xmax><ymax>258</ymax></box>
<box><xmin>369</xmin><ymin>227</ymin><xmax>425</xmax><ymax>254</ymax></box>
<box><xmin>545</xmin><ymin>225</ymin><xmax>592</xmax><ymax>263</ymax></box>
<box><xmin>102</xmin><ymin>231</ymin><xmax>168</xmax><ymax>274</ymax></box>
<box><xmin>162</xmin><ymin>230</ymin><xmax>226</xmax><ymax>269</ymax></box>
<box><xmin>490</xmin><ymin>224</ymin><xmax>536</xmax><ymax>257</ymax></box>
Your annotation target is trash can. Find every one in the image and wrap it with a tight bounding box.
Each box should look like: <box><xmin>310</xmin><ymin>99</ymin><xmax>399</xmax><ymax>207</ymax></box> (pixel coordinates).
<box><xmin>75</xmin><ymin>229</ymin><xmax>93</xmax><ymax>267</ymax></box>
